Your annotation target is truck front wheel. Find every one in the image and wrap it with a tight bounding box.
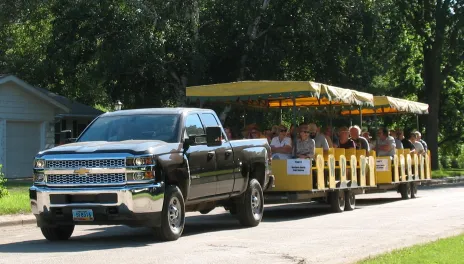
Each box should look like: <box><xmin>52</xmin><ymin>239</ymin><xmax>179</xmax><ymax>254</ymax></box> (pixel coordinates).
<box><xmin>41</xmin><ymin>225</ymin><xmax>75</xmax><ymax>241</ymax></box>
<box><xmin>154</xmin><ymin>185</ymin><xmax>185</xmax><ymax>241</ymax></box>
<box><xmin>237</xmin><ymin>179</ymin><xmax>264</xmax><ymax>227</ymax></box>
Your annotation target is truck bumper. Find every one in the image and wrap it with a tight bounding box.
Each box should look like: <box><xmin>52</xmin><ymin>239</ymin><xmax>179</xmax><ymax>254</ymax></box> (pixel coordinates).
<box><xmin>29</xmin><ymin>182</ymin><xmax>165</xmax><ymax>228</ymax></box>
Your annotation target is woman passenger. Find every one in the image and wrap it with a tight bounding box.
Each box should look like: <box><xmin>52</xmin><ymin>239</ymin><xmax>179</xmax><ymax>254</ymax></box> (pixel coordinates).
<box><xmin>270</xmin><ymin>124</ymin><xmax>293</xmax><ymax>159</ymax></box>
<box><xmin>295</xmin><ymin>124</ymin><xmax>315</xmax><ymax>159</ymax></box>
<box><xmin>337</xmin><ymin>126</ymin><xmax>355</xmax><ymax>149</ymax></box>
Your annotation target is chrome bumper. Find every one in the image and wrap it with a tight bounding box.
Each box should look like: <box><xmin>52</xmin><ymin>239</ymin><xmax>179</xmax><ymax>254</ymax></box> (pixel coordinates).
<box><xmin>29</xmin><ymin>182</ymin><xmax>165</xmax><ymax>227</ymax></box>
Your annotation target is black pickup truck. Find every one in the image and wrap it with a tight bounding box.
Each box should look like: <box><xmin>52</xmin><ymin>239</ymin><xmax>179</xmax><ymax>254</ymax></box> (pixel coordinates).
<box><xmin>30</xmin><ymin>108</ymin><xmax>274</xmax><ymax>241</ymax></box>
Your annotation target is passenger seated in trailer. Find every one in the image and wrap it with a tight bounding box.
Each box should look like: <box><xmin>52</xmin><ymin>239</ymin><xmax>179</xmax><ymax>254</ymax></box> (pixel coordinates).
<box><xmin>362</xmin><ymin>129</ymin><xmax>374</xmax><ymax>150</ymax></box>
<box><xmin>390</xmin><ymin>129</ymin><xmax>404</xmax><ymax>149</ymax></box>
<box><xmin>414</xmin><ymin>131</ymin><xmax>428</xmax><ymax>152</ymax></box>
<box><xmin>401</xmin><ymin>132</ymin><xmax>416</xmax><ymax>154</ymax></box>
<box><xmin>337</xmin><ymin>126</ymin><xmax>356</xmax><ymax>149</ymax></box>
<box><xmin>349</xmin><ymin>125</ymin><xmax>370</xmax><ymax>152</ymax></box>
<box><xmin>308</xmin><ymin>123</ymin><xmax>329</xmax><ymax>155</ymax></box>
<box><xmin>375</xmin><ymin>127</ymin><xmax>396</xmax><ymax>157</ymax></box>
<box><xmin>295</xmin><ymin>124</ymin><xmax>316</xmax><ymax>159</ymax></box>
<box><xmin>270</xmin><ymin>124</ymin><xmax>293</xmax><ymax>160</ymax></box>
<box><xmin>322</xmin><ymin>126</ymin><xmax>335</xmax><ymax>148</ymax></box>
<box><xmin>412</xmin><ymin>131</ymin><xmax>425</xmax><ymax>155</ymax></box>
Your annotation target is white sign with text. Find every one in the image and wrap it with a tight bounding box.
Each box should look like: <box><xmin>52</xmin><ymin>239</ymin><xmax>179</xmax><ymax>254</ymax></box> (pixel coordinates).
<box><xmin>287</xmin><ymin>159</ymin><xmax>311</xmax><ymax>175</ymax></box>
<box><xmin>376</xmin><ymin>158</ymin><xmax>389</xmax><ymax>172</ymax></box>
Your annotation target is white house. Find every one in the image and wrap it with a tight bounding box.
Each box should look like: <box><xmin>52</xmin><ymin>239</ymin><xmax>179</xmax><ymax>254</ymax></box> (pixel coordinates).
<box><xmin>0</xmin><ymin>75</ymin><xmax>103</xmax><ymax>179</ymax></box>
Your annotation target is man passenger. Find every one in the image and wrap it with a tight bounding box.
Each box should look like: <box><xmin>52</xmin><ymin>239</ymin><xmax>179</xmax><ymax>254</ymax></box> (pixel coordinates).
<box><xmin>390</xmin><ymin>129</ymin><xmax>403</xmax><ymax>149</ymax></box>
<box><xmin>349</xmin><ymin>125</ymin><xmax>370</xmax><ymax>152</ymax></box>
<box><xmin>308</xmin><ymin>123</ymin><xmax>329</xmax><ymax>155</ymax></box>
<box><xmin>375</xmin><ymin>127</ymin><xmax>396</xmax><ymax>157</ymax></box>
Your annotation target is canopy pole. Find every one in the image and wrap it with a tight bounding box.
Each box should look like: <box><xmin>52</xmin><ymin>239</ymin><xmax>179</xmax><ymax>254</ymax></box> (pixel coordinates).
<box><xmin>279</xmin><ymin>100</ymin><xmax>283</xmax><ymax>124</ymax></box>
<box><xmin>416</xmin><ymin>115</ymin><xmax>419</xmax><ymax>131</ymax></box>
<box><xmin>292</xmin><ymin>97</ymin><xmax>297</xmax><ymax>158</ymax></box>
<box><xmin>359</xmin><ymin>106</ymin><xmax>363</xmax><ymax>126</ymax></box>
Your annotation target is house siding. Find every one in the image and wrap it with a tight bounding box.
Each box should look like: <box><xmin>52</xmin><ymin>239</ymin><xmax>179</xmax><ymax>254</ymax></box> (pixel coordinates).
<box><xmin>0</xmin><ymin>82</ymin><xmax>57</xmax><ymax>121</ymax></box>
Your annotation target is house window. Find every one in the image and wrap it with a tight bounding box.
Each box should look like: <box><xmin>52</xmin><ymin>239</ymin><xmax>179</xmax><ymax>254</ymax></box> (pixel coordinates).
<box><xmin>73</xmin><ymin>120</ymin><xmax>78</xmax><ymax>138</ymax></box>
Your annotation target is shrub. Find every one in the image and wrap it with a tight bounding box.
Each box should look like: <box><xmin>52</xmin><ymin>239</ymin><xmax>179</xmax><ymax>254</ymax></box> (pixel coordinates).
<box><xmin>0</xmin><ymin>164</ymin><xmax>8</xmax><ymax>198</ymax></box>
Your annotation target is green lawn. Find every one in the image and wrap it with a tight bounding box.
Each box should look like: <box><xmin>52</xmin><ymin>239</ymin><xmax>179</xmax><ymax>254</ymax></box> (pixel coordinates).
<box><xmin>0</xmin><ymin>181</ymin><xmax>32</xmax><ymax>215</ymax></box>
<box><xmin>432</xmin><ymin>169</ymin><xmax>464</xmax><ymax>178</ymax></box>
<box><xmin>357</xmin><ymin>234</ymin><xmax>464</xmax><ymax>264</ymax></box>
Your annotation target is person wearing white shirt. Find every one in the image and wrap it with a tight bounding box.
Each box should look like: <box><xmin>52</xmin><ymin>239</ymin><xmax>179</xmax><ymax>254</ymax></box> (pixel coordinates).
<box><xmin>270</xmin><ymin>125</ymin><xmax>293</xmax><ymax>160</ymax></box>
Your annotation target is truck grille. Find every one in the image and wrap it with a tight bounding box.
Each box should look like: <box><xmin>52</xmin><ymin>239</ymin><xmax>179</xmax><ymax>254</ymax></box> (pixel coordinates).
<box><xmin>46</xmin><ymin>159</ymin><xmax>125</xmax><ymax>169</ymax></box>
<box><xmin>47</xmin><ymin>173</ymin><xmax>126</xmax><ymax>185</ymax></box>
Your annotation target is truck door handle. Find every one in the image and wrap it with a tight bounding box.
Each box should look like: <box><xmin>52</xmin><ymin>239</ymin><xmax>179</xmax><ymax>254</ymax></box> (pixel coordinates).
<box><xmin>225</xmin><ymin>149</ymin><xmax>233</xmax><ymax>156</ymax></box>
<box><xmin>207</xmin><ymin>151</ymin><xmax>215</xmax><ymax>158</ymax></box>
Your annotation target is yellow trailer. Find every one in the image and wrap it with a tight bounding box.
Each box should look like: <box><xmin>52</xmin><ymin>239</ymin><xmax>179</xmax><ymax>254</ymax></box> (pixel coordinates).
<box><xmin>187</xmin><ymin>81</ymin><xmax>379</xmax><ymax>212</ymax></box>
<box><xmin>340</xmin><ymin>95</ymin><xmax>431</xmax><ymax>199</ymax></box>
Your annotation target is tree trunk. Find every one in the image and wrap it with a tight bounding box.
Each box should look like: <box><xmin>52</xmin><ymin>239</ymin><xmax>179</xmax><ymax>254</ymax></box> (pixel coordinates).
<box><xmin>238</xmin><ymin>0</ymin><xmax>271</xmax><ymax>81</ymax></box>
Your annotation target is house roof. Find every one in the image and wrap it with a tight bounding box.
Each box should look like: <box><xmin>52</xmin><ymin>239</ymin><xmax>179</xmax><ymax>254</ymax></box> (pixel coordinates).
<box><xmin>0</xmin><ymin>74</ymin><xmax>103</xmax><ymax>118</ymax></box>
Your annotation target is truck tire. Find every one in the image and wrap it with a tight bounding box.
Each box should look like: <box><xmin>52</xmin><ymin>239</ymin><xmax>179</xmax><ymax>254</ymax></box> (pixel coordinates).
<box><xmin>40</xmin><ymin>225</ymin><xmax>75</xmax><ymax>241</ymax></box>
<box><xmin>237</xmin><ymin>179</ymin><xmax>264</xmax><ymax>227</ymax></box>
<box><xmin>154</xmin><ymin>185</ymin><xmax>185</xmax><ymax>241</ymax></box>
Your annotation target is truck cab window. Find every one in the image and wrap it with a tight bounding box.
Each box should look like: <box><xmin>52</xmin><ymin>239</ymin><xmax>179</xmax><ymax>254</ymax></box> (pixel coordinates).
<box><xmin>185</xmin><ymin>114</ymin><xmax>205</xmax><ymax>137</ymax></box>
<box><xmin>200</xmin><ymin>113</ymin><xmax>227</xmax><ymax>141</ymax></box>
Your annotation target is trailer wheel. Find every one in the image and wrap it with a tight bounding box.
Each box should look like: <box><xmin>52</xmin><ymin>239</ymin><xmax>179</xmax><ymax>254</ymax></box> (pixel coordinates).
<box><xmin>329</xmin><ymin>190</ymin><xmax>345</xmax><ymax>213</ymax></box>
<box><xmin>399</xmin><ymin>183</ymin><xmax>411</xmax><ymax>200</ymax></box>
<box><xmin>410</xmin><ymin>182</ymin><xmax>417</xmax><ymax>198</ymax></box>
<box><xmin>344</xmin><ymin>190</ymin><xmax>356</xmax><ymax>211</ymax></box>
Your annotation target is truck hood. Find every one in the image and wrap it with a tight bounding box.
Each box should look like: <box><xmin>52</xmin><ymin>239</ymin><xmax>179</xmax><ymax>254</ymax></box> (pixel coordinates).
<box><xmin>37</xmin><ymin>140</ymin><xmax>182</xmax><ymax>156</ymax></box>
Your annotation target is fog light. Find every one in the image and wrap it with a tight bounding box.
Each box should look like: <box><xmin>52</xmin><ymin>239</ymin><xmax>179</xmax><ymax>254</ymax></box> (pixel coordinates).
<box><xmin>34</xmin><ymin>173</ymin><xmax>45</xmax><ymax>182</ymax></box>
<box><xmin>133</xmin><ymin>172</ymin><xmax>145</xmax><ymax>181</ymax></box>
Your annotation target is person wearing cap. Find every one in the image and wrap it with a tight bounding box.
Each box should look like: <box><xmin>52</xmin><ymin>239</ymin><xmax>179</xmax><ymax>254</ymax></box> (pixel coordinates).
<box><xmin>308</xmin><ymin>123</ymin><xmax>329</xmax><ymax>154</ymax></box>
<box><xmin>270</xmin><ymin>124</ymin><xmax>293</xmax><ymax>159</ymax></box>
<box><xmin>295</xmin><ymin>124</ymin><xmax>315</xmax><ymax>159</ymax></box>
<box><xmin>349</xmin><ymin>125</ymin><xmax>370</xmax><ymax>152</ymax></box>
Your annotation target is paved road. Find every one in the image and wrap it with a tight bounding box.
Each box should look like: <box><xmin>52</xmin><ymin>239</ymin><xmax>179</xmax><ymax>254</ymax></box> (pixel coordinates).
<box><xmin>1</xmin><ymin>184</ymin><xmax>463</xmax><ymax>264</ymax></box>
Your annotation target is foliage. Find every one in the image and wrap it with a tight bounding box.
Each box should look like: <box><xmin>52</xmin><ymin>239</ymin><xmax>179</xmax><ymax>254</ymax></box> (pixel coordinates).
<box><xmin>0</xmin><ymin>164</ymin><xmax>8</xmax><ymax>198</ymax></box>
<box><xmin>0</xmin><ymin>0</ymin><xmax>463</xmax><ymax>167</ymax></box>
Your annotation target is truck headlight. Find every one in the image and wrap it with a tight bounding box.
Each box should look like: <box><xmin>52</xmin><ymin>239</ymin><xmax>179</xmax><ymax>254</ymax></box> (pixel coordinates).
<box><xmin>34</xmin><ymin>159</ymin><xmax>45</xmax><ymax>168</ymax></box>
<box><xmin>126</xmin><ymin>156</ymin><xmax>154</xmax><ymax>166</ymax></box>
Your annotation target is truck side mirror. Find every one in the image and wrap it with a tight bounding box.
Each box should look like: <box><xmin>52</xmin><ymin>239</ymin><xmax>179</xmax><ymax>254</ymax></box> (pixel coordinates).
<box><xmin>206</xmin><ymin>126</ymin><xmax>222</xmax><ymax>147</ymax></box>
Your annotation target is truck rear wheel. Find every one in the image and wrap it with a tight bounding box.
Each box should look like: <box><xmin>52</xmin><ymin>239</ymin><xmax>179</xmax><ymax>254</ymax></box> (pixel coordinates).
<box><xmin>237</xmin><ymin>179</ymin><xmax>264</xmax><ymax>227</ymax></box>
<box><xmin>41</xmin><ymin>225</ymin><xmax>75</xmax><ymax>241</ymax></box>
<box><xmin>154</xmin><ymin>185</ymin><xmax>185</xmax><ymax>241</ymax></box>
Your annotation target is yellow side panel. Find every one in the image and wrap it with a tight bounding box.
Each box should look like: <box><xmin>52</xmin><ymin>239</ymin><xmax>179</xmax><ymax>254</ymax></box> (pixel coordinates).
<box><xmin>359</xmin><ymin>155</ymin><xmax>367</xmax><ymax>186</ymax></box>
<box><xmin>406</xmin><ymin>154</ymin><xmax>413</xmax><ymax>179</ymax></box>
<box><xmin>328</xmin><ymin>155</ymin><xmax>336</xmax><ymax>188</ymax></box>
<box><xmin>420</xmin><ymin>155</ymin><xmax>425</xmax><ymax>180</ymax></box>
<box><xmin>375</xmin><ymin>156</ymin><xmax>392</xmax><ymax>184</ymax></box>
<box><xmin>425</xmin><ymin>152</ymin><xmax>431</xmax><ymax>179</ymax></box>
<box><xmin>350</xmin><ymin>155</ymin><xmax>358</xmax><ymax>185</ymax></box>
<box><xmin>400</xmin><ymin>154</ymin><xmax>406</xmax><ymax>181</ymax></box>
<box><xmin>269</xmin><ymin>159</ymin><xmax>313</xmax><ymax>191</ymax></box>
<box><xmin>368</xmin><ymin>156</ymin><xmax>376</xmax><ymax>186</ymax></box>
<box><xmin>393</xmin><ymin>155</ymin><xmax>399</xmax><ymax>182</ymax></box>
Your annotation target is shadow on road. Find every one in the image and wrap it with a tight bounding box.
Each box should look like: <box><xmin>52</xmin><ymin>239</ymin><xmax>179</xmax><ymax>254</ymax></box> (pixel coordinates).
<box><xmin>0</xmin><ymin>190</ymin><xmax>444</xmax><ymax>253</ymax></box>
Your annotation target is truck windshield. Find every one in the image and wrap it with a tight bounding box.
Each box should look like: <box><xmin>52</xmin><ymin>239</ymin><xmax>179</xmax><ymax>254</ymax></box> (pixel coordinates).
<box><xmin>78</xmin><ymin>114</ymin><xmax>180</xmax><ymax>143</ymax></box>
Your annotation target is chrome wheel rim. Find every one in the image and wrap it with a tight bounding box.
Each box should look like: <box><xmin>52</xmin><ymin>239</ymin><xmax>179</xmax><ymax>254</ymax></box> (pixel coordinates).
<box><xmin>168</xmin><ymin>197</ymin><xmax>182</xmax><ymax>233</ymax></box>
<box><xmin>339</xmin><ymin>192</ymin><xmax>345</xmax><ymax>209</ymax></box>
<box><xmin>251</xmin><ymin>188</ymin><xmax>262</xmax><ymax>220</ymax></box>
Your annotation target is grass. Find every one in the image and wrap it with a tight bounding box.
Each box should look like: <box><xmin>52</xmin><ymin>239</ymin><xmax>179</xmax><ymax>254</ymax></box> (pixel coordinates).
<box><xmin>0</xmin><ymin>181</ymin><xmax>32</xmax><ymax>215</ymax></box>
<box><xmin>357</xmin><ymin>233</ymin><xmax>464</xmax><ymax>264</ymax></box>
<box><xmin>432</xmin><ymin>169</ymin><xmax>464</xmax><ymax>178</ymax></box>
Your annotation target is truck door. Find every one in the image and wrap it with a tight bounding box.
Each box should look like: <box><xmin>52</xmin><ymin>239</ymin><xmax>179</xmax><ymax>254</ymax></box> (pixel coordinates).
<box><xmin>199</xmin><ymin>113</ymin><xmax>235</xmax><ymax>195</ymax></box>
<box><xmin>184</xmin><ymin>114</ymin><xmax>217</xmax><ymax>199</ymax></box>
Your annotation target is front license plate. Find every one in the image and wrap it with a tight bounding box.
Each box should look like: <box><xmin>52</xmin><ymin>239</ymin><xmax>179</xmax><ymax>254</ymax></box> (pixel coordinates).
<box><xmin>72</xmin><ymin>209</ymin><xmax>94</xmax><ymax>221</ymax></box>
